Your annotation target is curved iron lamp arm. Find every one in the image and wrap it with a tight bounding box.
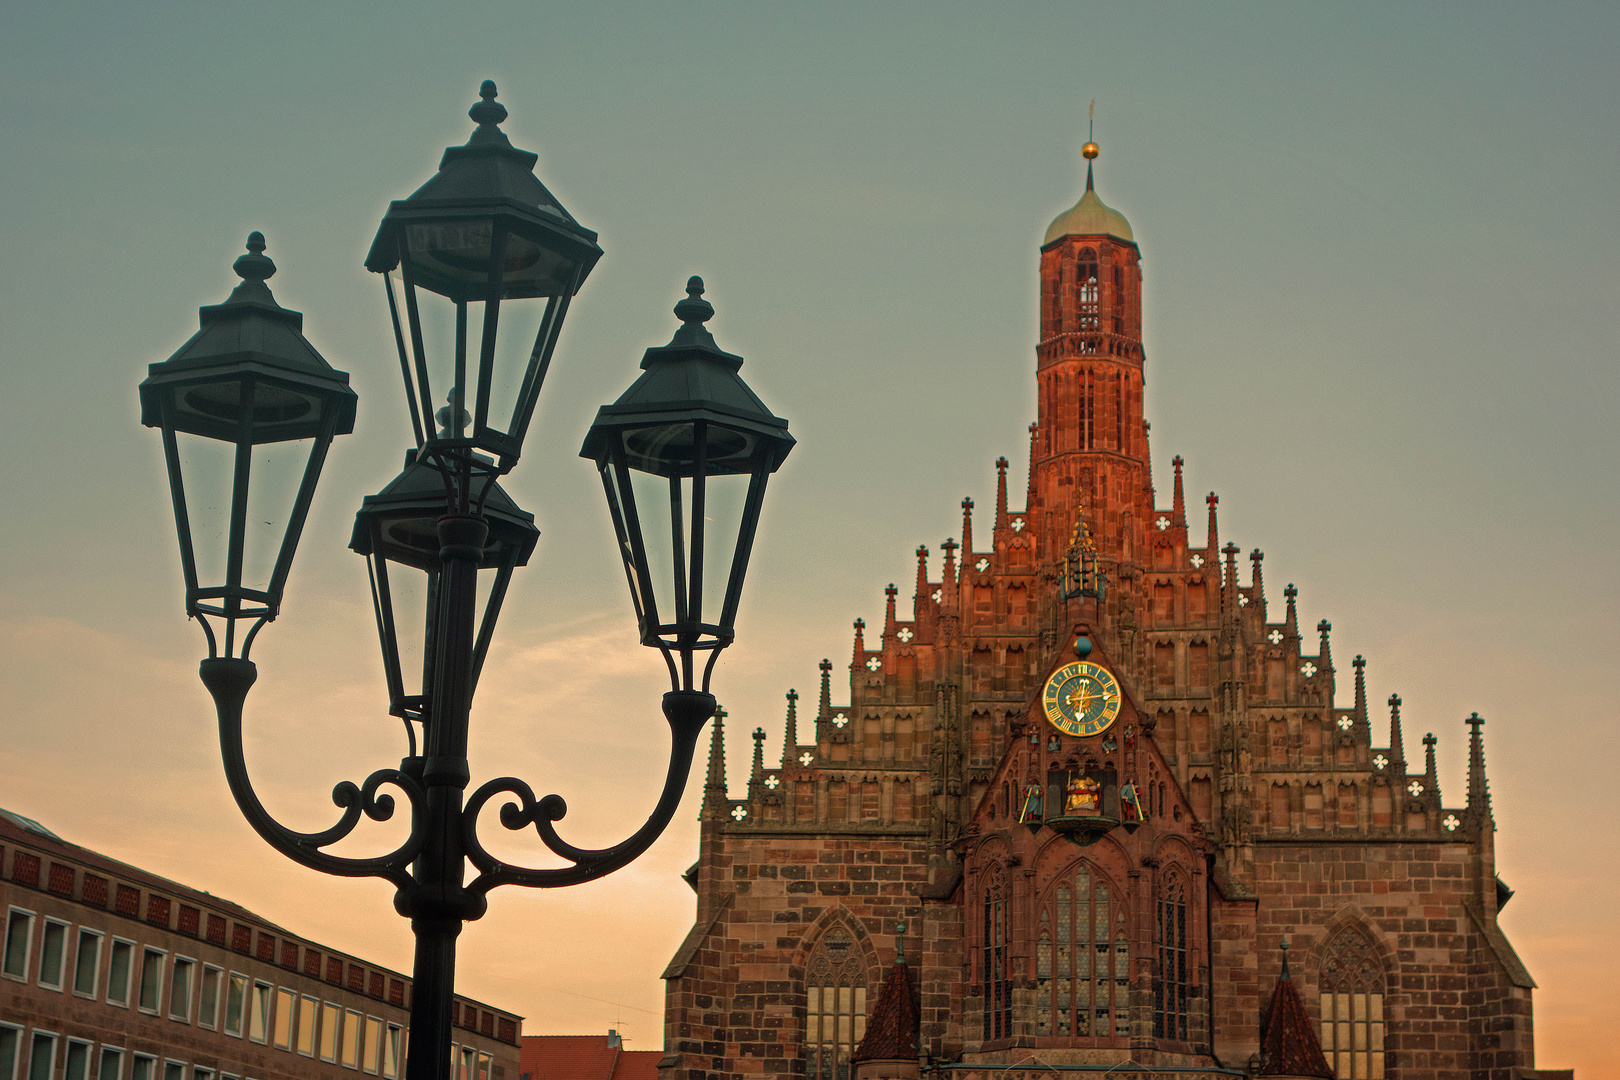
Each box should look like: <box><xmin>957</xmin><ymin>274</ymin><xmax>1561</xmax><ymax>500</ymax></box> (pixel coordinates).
<box><xmin>201</xmin><ymin>657</ymin><xmax>428</xmax><ymax>891</ymax></box>
<box><xmin>461</xmin><ymin>689</ymin><xmax>714</xmax><ymax>894</ymax></box>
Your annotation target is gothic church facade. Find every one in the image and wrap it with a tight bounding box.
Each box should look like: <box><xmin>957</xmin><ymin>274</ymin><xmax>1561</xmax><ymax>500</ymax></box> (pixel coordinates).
<box><xmin>657</xmin><ymin>149</ymin><xmax>1563</xmax><ymax>1080</ymax></box>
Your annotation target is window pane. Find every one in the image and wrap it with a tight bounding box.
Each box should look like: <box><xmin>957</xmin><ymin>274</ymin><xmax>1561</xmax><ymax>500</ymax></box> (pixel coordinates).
<box><xmin>163</xmin><ymin>1062</ymin><xmax>184</xmax><ymax>1080</ymax></box>
<box><xmin>65</xmin><ymin>1042</ymin><xmax>91</xmax><ymax>1080</ymax></box>
<box><xmin>140</xmin><ymin>950</ymin><xmax>164</xmax><ymax>1011</ymax></box>
<box><xmin>0</xmin><ymin>1029</ymin><xmax>18</xmax><ymax>1080</ymax></box>
<box><xmin>273</xmin><ymin>988</ymin><xmax>295</xmax><ymax>1049</ymax></box>
<box><xmin>364</xmin><ymin>1018</ymin><xmax>383</xmax><ymax>1074</ymax></box>
<box><xmin>297</xmin><ymin>997</ymin><xmax>318</xmax><ymax>1056</ymax></box>
<box><xmin>75</xmin><ymin>932</ymin><xmax>101</xmax><ymax>995</ymax></box>
<box><xmin>170</xmin><ymin>959</ymin><xmax>193</xmax><ymax>1020</ymax></box>
<box><xmin>131</xmin><ymin>1060</ymin><xmax>154</xmax><ymax>1080</ymax></box>
<box><xmin>3</xmin><ymin>912</ymin><xmax>30</xmax><ymax>979</ymax></box>
<box><xmin>382</xmin><ymin>1026</ymin><xmax>401</xmax><ymax>1080</ymax></box>
<box><xmin>40</xmin><ymin>923</ymin><xmax>67</xmax><ymax>988</ymax></box>
<box><xmin>29</xmin><ymin>1034</ymin><xmax>56</xmax><ymax>1080</ymax></box>
<box><xmin>198</xmin><ymin>968</ymin><xmax>220</xmax><ymax>1028</ymax></box>
<box><xmin>1369</xmin><ymin>993</ymin><xmax>1384</xmax><ymax>1023</ymax></box>
<box><xmin>343</xmin><ymin>1010</ymin><xmax>363</xmax><ymax>1069</ymax></box>
<box><xmin>251</xmin><ymin>984</ymin><xmax>271</xmax><ymax>1043</ymax></box>
<box><xmin>98</xmin><ymin>1049</ymin><xmax>123</xmax><ymax>1080</ymax></box>
<box><xmin>225</xmin><ymin>975</ymin><xmax>247</xmax><ymax>1036</ymax></box>
<box><xmin>108</xmin><ymin>942</ymin><xmax>133</xmax><ymax>1006</ymax></box>
<box><xmin>320</xmin><ymin>1003</ymin><xmax>341</xmax><ymax>1062</ymax></box>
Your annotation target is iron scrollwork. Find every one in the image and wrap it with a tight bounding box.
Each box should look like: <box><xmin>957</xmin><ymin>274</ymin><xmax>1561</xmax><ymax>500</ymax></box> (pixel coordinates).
<box><xmin>460</xmin><ymin>689</ymin><xmax>714</xmax><ymax>893</ymax></box>
<box><xmin>202</xmin><ymin>657</ymin><xmax>428</xmax><ymax>891</ymax></box>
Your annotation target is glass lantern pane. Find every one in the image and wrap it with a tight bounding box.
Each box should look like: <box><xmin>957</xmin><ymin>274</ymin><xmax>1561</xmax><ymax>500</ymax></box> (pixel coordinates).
<box><xmin>466</xmin><ymin>294</ymin><xmax>549</xmax><ymax>441</ymax></box>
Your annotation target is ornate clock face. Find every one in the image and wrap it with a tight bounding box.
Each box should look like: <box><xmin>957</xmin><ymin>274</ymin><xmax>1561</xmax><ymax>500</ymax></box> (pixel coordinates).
<box><xmin>1041</xmin><ymin>661</ymin><xmax>1122</xmax><ymax>738</ymax></box>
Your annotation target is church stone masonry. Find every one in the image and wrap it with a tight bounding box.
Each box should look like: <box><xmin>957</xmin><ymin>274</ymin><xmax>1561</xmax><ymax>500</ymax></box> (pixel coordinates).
<box><xmin>658</xmin><ymin>147</ymin><xmax>1566</xmax><ymax>1080</ymax></box>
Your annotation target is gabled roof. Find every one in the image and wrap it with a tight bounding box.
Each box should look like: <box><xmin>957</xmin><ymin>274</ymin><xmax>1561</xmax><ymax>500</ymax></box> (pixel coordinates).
<box><xmin>520</xmin><ymin>1036</ymin><xmax>659</xmax><ymax>1080</ymax></box>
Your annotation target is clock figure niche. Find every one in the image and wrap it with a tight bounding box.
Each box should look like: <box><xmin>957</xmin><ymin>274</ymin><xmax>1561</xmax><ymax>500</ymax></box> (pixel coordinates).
<box><xmin>1043</xmin><ymin>764</ymin><xmax>1120</xmax><ymax>843</ymax></box>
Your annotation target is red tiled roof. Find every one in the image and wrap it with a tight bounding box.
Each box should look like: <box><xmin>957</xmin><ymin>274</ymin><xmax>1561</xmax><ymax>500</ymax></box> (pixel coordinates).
<box><xmin>1259</xmin><ymin>970</ymin><xmax>1333</xmax><ymax>1078</ymax></box>
<box><xmin>853</xmin><ymin>962</ymin><xmax>918</xmax><ymax>1062</ymax></box>
<box><xmin>520</xmin><ymin>1036</ymin><xmax>659</xmax><ymax>1080</ymax></box>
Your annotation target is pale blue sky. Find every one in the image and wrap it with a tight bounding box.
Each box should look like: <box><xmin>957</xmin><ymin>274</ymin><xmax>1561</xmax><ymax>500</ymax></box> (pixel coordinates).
<box><xmin>2</xmin><ymin>2</ymin><xmax>1616</xmax><ymax>1070</ymax></box>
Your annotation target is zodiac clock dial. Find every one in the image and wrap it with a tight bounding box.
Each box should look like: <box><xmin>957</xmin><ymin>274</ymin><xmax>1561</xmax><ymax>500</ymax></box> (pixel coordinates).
<box><xmin>1041</xmin><ymin>661</ymin><xmax>1122</xmax><ymax>738</ymax></box>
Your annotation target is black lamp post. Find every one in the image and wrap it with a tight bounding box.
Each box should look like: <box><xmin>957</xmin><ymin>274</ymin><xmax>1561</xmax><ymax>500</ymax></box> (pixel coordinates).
<box><xmin>140</xmin><ymin>83</ymin><xmax>792</xmax><ymax>1080</ymax></box>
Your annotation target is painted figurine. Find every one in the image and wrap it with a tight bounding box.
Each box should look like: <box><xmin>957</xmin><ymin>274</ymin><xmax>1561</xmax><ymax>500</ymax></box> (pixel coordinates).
<box><xmin>1120</xmin><ymin>779</ymin><xmax>1144</xmax><ymax>822</ymax></box>
<box><xmin>1019</xmin><ymin>779</ymin><xmax>1044</xmax><ymax>823</ymax></box>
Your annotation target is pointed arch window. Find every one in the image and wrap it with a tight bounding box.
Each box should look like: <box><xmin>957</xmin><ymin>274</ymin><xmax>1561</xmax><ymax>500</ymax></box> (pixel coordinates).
<box><xmin>1036</xmin><ymin>863</ymin><xmax>1128</xmax><ymax>1038</ymax></box>
<box><xmin>1153</xmin><ymin>874</ymin><xmax>1189</xmax><ymax>1041</ymax></box>
<box><xmin>1076</xmin><ymin>249</ymin><xmax>1099</xmax><ymax>330</ymax></box>
<box><xmin>981</xmin><ymin>875</ymin><xmax>1011</xmax><ymax>1040</ymax></box>
<box><xmin>1319</xmin><ymin>927</ymin><xmax>1386</xmax><ymax>1079</ymax></box>
<box><xmin>805</xmin><ymin>930</ymin><xmax>868</xmax><ymax>1080</ymax></box>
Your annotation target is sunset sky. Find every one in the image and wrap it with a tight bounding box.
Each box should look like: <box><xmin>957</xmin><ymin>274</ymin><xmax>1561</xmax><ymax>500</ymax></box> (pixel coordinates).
<box><xmin>1</xmin><ymin>3</ymin><xmax>1616</xmax><ymax>1074</ymax></box>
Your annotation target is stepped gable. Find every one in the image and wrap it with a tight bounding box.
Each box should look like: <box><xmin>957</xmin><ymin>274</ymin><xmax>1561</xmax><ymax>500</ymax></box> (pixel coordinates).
<box><xmin>660</xmin><ymin>133</ymin><xmax>1551</xmax><ymax>1080</ymax></box>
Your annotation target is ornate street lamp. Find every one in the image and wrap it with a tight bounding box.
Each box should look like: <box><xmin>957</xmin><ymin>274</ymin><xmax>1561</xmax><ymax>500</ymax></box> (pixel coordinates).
<box><xmin>141</xmin><ymin>84</ymin><xmax>792</xmax><ymax>1080</ymax></box>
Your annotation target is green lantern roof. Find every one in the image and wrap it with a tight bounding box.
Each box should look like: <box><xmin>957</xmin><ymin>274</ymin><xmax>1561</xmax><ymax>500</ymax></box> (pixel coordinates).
<box><xmin>1043</xmin><ymin>162</ymin><xmax>1134</xmax><ymax>246</ymax></box>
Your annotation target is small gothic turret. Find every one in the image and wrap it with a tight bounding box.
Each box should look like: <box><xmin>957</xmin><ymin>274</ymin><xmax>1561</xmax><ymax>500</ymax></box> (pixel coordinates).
<box><xmin>781</xmin><ymin>689</ymin><xmax>800</xmax><ymax>768</ymax></box>
<box><xmin>960</xmin><ymin>497</ymin><xmax>974</xmax><ymax>561</ymax></box>
<box><xmin>1353</xmin><ymin>655</ymin><xmax>1368</xmax><ymax>723</ymax></box>
<box><xmin>941</xmin><ymin>537</ymin><xmax>959</xmax><ymax>596</ymax></box>
<box><xmin>1171</xmin><ymin>455</ymin><xmax>1186</xmax><ymax>527</ymax></box>
<box><xmin>1467</xmin><ymin>712</ymin><xmax>1494</xmax><ymax>827</ymax></box>
<box><xmin>1423</xmin><ymin>732</ymin><xmax>1439</xmax><ymax>800</ymax></box>
<box><xmin>852</xmin><ymin>618</ymin><xmax>867</xmax><ymax>665</ymax></box>
<box><xmin>1250</xmin><ymin>549</ymin><xmax>1266</xmax><ymax>613</ymax></box>
<box><xmin>1317</xmin><ymin>619</ymin><xmax>1333</xmax><ymax>675</ymax></box>
<box><xmin>750</xmin><ymin>728</ymin><xmax>767</xmax><ymax>787</ymax></box>
<box><xmin>1205</xmin><ymin>491</ymin><xmax>1219</xmax><ymax>554</ymax></box>
<box><xmin>914</xmin><ymin>546</ymin><xmax>930</xmax><ymax>620</ymax></box>
<box><xmin>818</xmin><ymin>659</ymin><xmax>833</xmax><ymax>719</ymax></box>
<box><xmin>1283</xmin><ymin>584</ymin><xmax>1298</xmax><ymax>639</ymax></box>
<box><xmin>1388</xmin><ymin>693</ymin><xmax>1406</xmax><ymax>772</ymax></box>
<box><xmin>995</xmin><ymin>456</ymin><xmax>1009</xmax><ymax>523</ymax></box>
<box><xmin>704</xmin><ymin>703</ymin><xmax>729</xmax><ymax>808</ymax></box>
<box><xmin>884</xmin><ymin>584</ymin><xmax>898</xmax><ymax>637</ymax></box>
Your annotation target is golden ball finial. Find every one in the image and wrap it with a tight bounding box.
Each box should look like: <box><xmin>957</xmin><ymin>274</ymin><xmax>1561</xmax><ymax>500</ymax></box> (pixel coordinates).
<box><xmin>1082</xmin><ymin>141</ymin><xmax>1100</xmax><ymax>160</ymax></box>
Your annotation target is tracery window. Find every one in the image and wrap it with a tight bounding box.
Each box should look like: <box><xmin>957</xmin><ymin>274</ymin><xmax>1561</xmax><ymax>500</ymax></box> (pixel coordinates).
<box><xmin>1077</xmin><ymin>249</ymin><xmax>1099</xmax><ymax>329</ymax></box>
<box><xmin>982</xmin><ymin>877</ymin><xmax>1011</xmax><ymax>1040</ymax></box>
<box><xmin>1153</xmin><ymin>874</ymin><xmax>1189</xmax><ymax>1041</ymax></box>
<box><xmin>1035</xmin><ymin>864</ymin><xmax>1129</xmax><ymax>1038</ymax></box>
<box><xmin>805</xmin><ymin>929</ymin><xmax>868</xmax><ymax>1080</ymax></box>
<box><xmin>1319</xmin><ymin>927</ymin><xmax>1386</xmax><ymax>1079</ymax></box>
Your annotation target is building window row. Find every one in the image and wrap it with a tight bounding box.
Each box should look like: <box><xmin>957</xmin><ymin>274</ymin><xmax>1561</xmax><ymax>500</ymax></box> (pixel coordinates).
<box><xmin>3</xmin><ymin>905</ymin><xmax>406</xmax><ymax>1077</ymax></box>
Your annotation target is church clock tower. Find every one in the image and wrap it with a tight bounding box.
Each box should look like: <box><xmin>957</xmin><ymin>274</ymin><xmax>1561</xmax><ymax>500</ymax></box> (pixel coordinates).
<box><xmin>1032</xmin><ymin>143</ymin><xmax>1150</xmax><ymax>567</ymax></box>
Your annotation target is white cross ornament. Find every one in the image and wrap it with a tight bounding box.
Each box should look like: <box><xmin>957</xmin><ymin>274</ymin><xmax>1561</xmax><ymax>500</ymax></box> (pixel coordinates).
<box><xmin>931</xmin><ymin>589</ymin><xmax>942</xmax><ymax>602</ymax></box>
<box><xmin>1268</xmin><ymin>630</ymin><xmax>1283</xmax><ymax>644</ymax></box>
<box><xmin>1300</xmin><ymin>662</ymin><xmax>1318</xmax><ymax>678</ymax></box>
<box><xmin>1373</xmin><ymin>753</ymin><xmax>1388</xmax><ymax>770</ymax></box>
<box><xmin>1190</xmin><ymin>554</ymin><xmax>1204</xmax><ymax>568</ymax></box>
<box><xmin>864</xmin><ymin>657</ymin><xmax>882</xmax><ymax>672</ymax></box>
<box><xmin>1407</xmin><ymin>780</ymin><xmax>1424</xmax><ymax>798</ymax></box>
<box><xmin>1442</xmin><ymin>814</ymin><xmax>1460</xmax><ymax>832</ymax></box>
<box><xmin>730</xmin><ymin>806</ymin><xmax>748</xmax><ymax>820</ymax></box>
<box><xmin>976</xmin><ymin>558</ymin><xmax>990</xmax><ymax>572</ymax></box>
<box><xmin>833</xmin><ymin>712</ymin><xmax>849</xmax><ymax>728</ymax></box>
<box><xmin>1155</xmin><ymin>516</ymin><xmax>1170</xmax><ymax>531</ymax></box>
<box><xmin>1239</xmin><ymin>595</ymin><xmax>1249</xmax><ymax>606</ymax></box>
<box><xmin>897</xmin><ymin>628</ymin><xmax>913</xmax><ymax>642</ymax></box>
<box><xmin>765</xmin><ymin>775</ymin><xmax>779</xmax><ymax>790</ymax></box>
<box><xmin>1011</xmin><ymin>517</ymin><xmax>1025</xmax><ymax>532</ymax></box>
<box><xmin>799</xmin><ymin>751</ymin><xmax>814</xmax><ymax>767</ymax></box>
<box><xmin>1337</xmin><ymin>716</ymin><xmax>1353</xmax><ymax>731</ymax></box>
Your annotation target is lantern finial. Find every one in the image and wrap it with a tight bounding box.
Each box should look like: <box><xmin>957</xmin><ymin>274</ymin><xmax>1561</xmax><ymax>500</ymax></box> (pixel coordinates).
<box><xmin>232</xmin><ymin>232</ymin><xmax>276</xmax><ymax>288</ymax></box>
<box><xmin>675</xmin><ymin>276</ymin><xmax>714</xmax><ymax>325</ymax></box>
<box><xmin>469</xmin><ymin>80</ymin><xmax>508</xmax><ymax>130</ymax></box>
